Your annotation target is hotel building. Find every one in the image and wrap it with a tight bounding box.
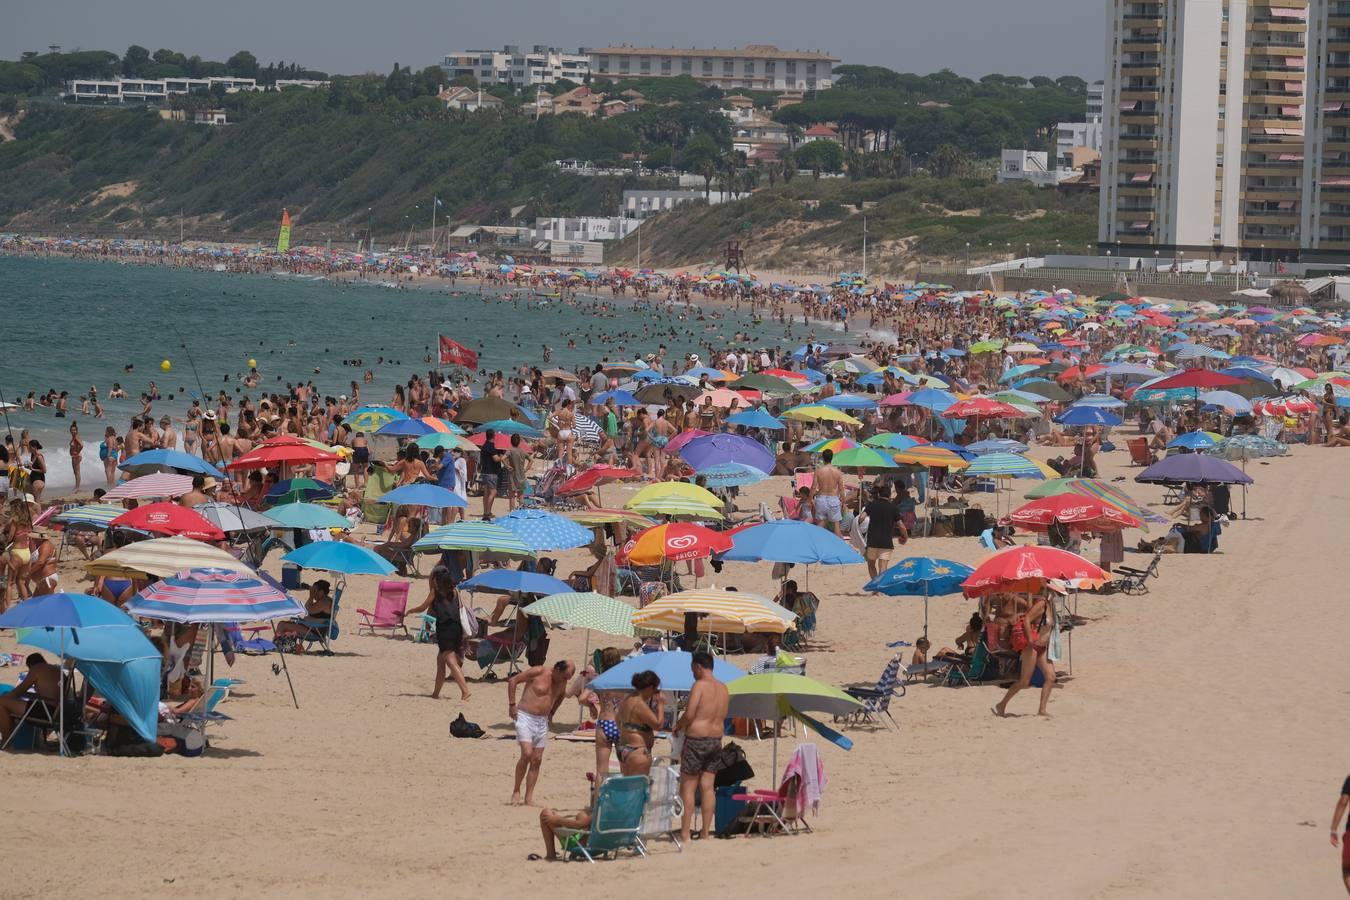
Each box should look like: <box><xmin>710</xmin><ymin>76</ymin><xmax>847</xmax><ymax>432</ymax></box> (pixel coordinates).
<box><xmin>587</xmin><ymin>44</ymin><xmax>836</xmax><ymax>91</ymax></box>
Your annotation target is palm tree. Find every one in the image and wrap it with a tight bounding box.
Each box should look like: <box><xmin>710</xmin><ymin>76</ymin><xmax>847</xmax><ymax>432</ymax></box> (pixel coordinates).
<box><xmin>700</xmin><ymin>161</ymin><xmax>716</xmax><ymax>199</ymax></box>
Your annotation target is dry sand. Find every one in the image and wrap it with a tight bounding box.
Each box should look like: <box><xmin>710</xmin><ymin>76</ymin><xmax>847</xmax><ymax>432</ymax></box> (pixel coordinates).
<box><xmin>2</xmin><ymin>442</ymin><xmax>1346</xmax><ymax>899</ymax></box>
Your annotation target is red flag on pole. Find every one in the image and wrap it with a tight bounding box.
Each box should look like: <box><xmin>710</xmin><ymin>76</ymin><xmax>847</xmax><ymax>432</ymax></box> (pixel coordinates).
<box><xmin>438</xmin><ymin>334</ymin><xmax>478</xmax><ymax>369</ymax></box>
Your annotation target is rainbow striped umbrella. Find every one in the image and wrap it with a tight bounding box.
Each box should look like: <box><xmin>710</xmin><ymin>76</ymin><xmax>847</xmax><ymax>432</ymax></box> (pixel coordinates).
<box><xmin>1024</xmin><ymin>477</ymin><xmax>1167</xmax><ymax>526</ymax></box>
<box><xmin>124</xmin><ymin>568</ymin><xmax>305</xmax><ymax>623</ymax></box>
<box><xmin>892</xmin><ymin>446</ymin><xmax>971</xmax><ymax>469</ymax></box>
<box><xmin>52</xmin><ymin>503</ymin><xmax>125</xmax><ymax>530</ymax></box>
<box><xmin>803</xmin><ymin>437</ymin><xmax>858</xmax><ymax>454</ymax></box>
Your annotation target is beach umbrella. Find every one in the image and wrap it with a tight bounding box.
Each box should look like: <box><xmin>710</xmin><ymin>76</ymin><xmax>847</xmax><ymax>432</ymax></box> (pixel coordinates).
<box><xmin>941</xmin><ymin>398</ymin><xmax>1025</xmax><ymax>419</ymax></box>
<box><xmin>722</xmin><ymin>520</ymin><xmax>864</xmax><ymax>565</ymax></box>
<box><xmin>110</xmin><ymin>502</ymin><xmax>225</xmax><ymax>541</ymax></box>
<box><xmin>804</xmin><ymin>437</ymin><xmax>858</xmax><ymax>454</ymax></box>
<box><xmin>51</xmin><ymin>503</ymin><xmax>125</xmax><ymax>530</ymax></box>
<box><xmin>1213</xmin><ymin>434</ymin><xmax>1287</xmax><ymax>461</ymax></box>
<box><xmin>626</xmin><ymin>498</ymin><xmax>724</xmax><ymax>520</ymax></box>
<box><xmin>344</xmin><ymin>405</ymin><xmax>407</xmax><ymax>431</ymax></box>
<box><xmin>725</xmin><ymin>407</ymin><xmax>786</xmax><ymax>430</ymax></box>
<box><xmin>892</xmin><ymin>446</ymin><xmax>971</xmax><ymax>469</ymax></box>
<box><xmin>525</xmin><ymin>591</ymin><xmax>639</xmax><ymax>642</ymax></box>
<box><xmin>730</xmin><ymin>373</ymin><xmax>801</xmax><ymax>395</ymax></box>
<box><xmin>266</xmin><ymin>502</ymin><xmax>352</xmax><ymax>530</ymax></box>
<box><xmin>663</xmin><ymin>429</ymin><xmax>713</xmax><ymax>453</ymax></box>
<box><xmin>830</xmin><ymin>446</ymin><xmax>899</xmax><ymax>473</ymax></box>
<box><xmin>117</xmin><ymin>449</ymin><xmax>223</xmax><ymax>478</ymax></box>
<box><xmin>1135</xmin><ymin>454</ymin><xmax>1253</xmax><ymax>485</ymax></box>
<box><xmin>125</xmin><ymin>567</ymin><xmax>306</xmax><ymax>624</ymax></box>
<box><xmin>632</xmin><ymin>589</ymin><xmax>794</xmax><ymax>634</ymax></box>
<box><xmin>628</xmin><ymin>481</ymin><xmax>722</xmax><ymax>509</ymax></box>
<box><xmin>590</xmin><ymin>650</ymin><xmax>746</xmax><ymax>692</ymax></box>
<box><xmin>620</xmin><ymin>523</ymin><xmax>731</xmax><ymax>565</ymax></box>
<box><xmin>562</xmin><ymin>507</ymin><xmax>655</xmax><ymax>528</ymax></box>
<box><xmin>726</xmin><ymin>673</ymin><xmax>862</xmax><ymax>780</ymax></box>
<box><xmin>376</xmin><ymin>418</ymin><xmax>435</xmax><ymax>437</ymax></box>
<box><xmin>282</xmin><ymin>541</ymin><xmax>395</xmax><ymax>575</ymax></box>
<box><xmin>194</xmin><ymin>502</ymin><xmax>280</xmax><ymax>533</ymax></box>
<box><xmin>1022</xmin><ymin>477</ymin><xmax>1165</xmax><ymax>526</ymax></box>
<box><xmin>476</xmin><ymin>419</ymin><xmax>545</xmax><ymax>439</ymax></box>
<box><xmin>819</xmin><ymin>393</ymin><xmax>878</xmax><ymax>411</ymax></box>
<box><xmin>493</xmin><ymin>509</ymin><xmax>594</xmax><ymax>551</ymax></box>
<box><xmin>0</xmin><ymin>594</ymin><xmax>160</xmax><ymax>750</ymax></box>
<box><xmin>592</xmin><ymin>390</ymin><xmax>642</xmax><ymax>407</ymax></box>
<box><xmin>379</xmin><ymin>483</ymin><xmax>468</xmax><ymax>508</ymax></box>
<box><xmin>1009</xmin><ymin>495</ymin><xmax>1141</xmax><ymax>532</ymax></box>
<box><xmin>1198</xmin><ymin>391</ymin><xmax>1254</xmax><ymax>414</ymax></box>
<box><xmin>863</xmin><ymin>433</ymin><xmax>925</xmax><ymax>451</ymax></box>
<box><xmin>679</xmin><ymin>433</ymin><xmax>774</xmax><ymax>474</ymax></box>
<box><xmin>693</xmin><ymin>462</ymin><xmax>770</xmax><ymax>488</ymax></box>
<box><xmin>1148</xmin><ymin>369</ymin><xmax>1245</xmax><ymax>391</ymax></box>
<box><xmin>413</xmin><ymin>521</ymin><xmax>537</xmax><ymax>557</ymax></box>
<box><xmin>1167</xmin><ymin>432</ymin><xmax>1220</xmax><ymax>451</ymax></box>
<box><xmin>227</xmin><ymin>441</ymin><xmax>337</xmax><ymax>471</ymax></box>
<box><xmin>863</xmin><ymin>557</ymin><xmax>975</xmax><ymax>638</ymax></box>
<box><xmin>1018</xmin><ymin>381</ymin><xmax>1074</xmax><ymax>403</ymax></box>
<box><xmin>780</xmin><ymin>405</ymin><xmax>861</xmax><ymax>425</ymax></box>
<box><xmin>962</xmin><ymin>452</ymin><xmax>1047</xmax><ymax>479</ymax></box>
<box><xmin>557</xmin><ymin>465</ymin><xmax>640</xmax><ymax>500</ymax></box>
<box><xmin>1054</xmin><ymin>405</ymin><xmax>1124</xmax><ymax>427</ymax></box>
<box><xmin>265</xmin><ymin>477</ymin><xmax>336</xmax><ymax>505</ymax></box>
<box><xmin>635</xmin><ymin>381</ymin><xmax>701</xmax><ymax>404</ymax></box>
<box><xmin>962</xmin><ymin>546</ymin><xmax>1109</xmax><ymax>597</ymax></box>
<box><xmin>458</xmin><ymin>569</ymin><xmax>572</xmax><ymax>596</ymax></box>
<box><xmin>967</xmin><ymin>438</ymin><xmax>1029</xmax><ymax>455</ymax></box>
<box><xmin>899</xmin><ymin>388</ymin><xmax>958</xmax><ymax>411</ymax></box>
<box><xmin>413</xmin><ymin>432</ymin><xmax>478</xmax><ymax>453</ymax></box>
<box><xmin>103</xmin><ymin>473</ymin><xmax>194</xmax><ymax>500</ymax></box>
<box><xmin>572</xmin><ymin>413</ymin><xmax>604</xmax><ymax>446</ymax></box>
<box><xmin>466</xmin><ymin>432</ymin><xmax>524</xmax><ymax>452</ymax></box>
<box><xmin>85</xmin><ymin>535</ymin><xmax>253</xmax><ymax>579</ymax></box>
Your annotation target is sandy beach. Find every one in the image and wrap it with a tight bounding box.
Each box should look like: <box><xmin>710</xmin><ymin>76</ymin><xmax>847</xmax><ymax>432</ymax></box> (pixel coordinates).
<box><xmin>3</xmin><ymin>437</ymin><xmax>1344</xmax><ymax>899</ymax></box>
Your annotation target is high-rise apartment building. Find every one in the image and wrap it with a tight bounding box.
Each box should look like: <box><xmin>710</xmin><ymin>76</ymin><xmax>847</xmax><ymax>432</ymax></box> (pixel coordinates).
<box><xmin>441</xmin><ymin>46</ymin><xmax>590</xmax><ymax>87</ymax></box>
<box><xmin>1100</xmin><ymin>0</ymin><xmax>1350</xmax><ymax>262</ymax></box>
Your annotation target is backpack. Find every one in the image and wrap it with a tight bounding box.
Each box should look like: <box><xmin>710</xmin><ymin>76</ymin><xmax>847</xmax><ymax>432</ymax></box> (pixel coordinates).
<box><xmin>449</xmin><ymin>713</ymin><xmax>484</xmax><ymax>739</ymax></box>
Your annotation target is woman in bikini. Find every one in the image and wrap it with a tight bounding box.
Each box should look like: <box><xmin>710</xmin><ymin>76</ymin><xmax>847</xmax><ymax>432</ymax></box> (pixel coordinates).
<box><xmin>616</xmin><ymin>670</ymin><xmax>665</xmax><ymax>777</ymax></box>
<box><xmin>68</xmin><ymin>423</ymin><xmax>84</xmax><ymax>492</ymax></box>
<box><xmin>992</xmin><ymin>590</ymin><xmax>1056</xmax><ymax>718</ymax></box>
<box><xmin>100</xmin><ymin>426</ymin><xmax>120</xmax><ymax>488</ymax></box>
<box><xmin>649</xmin><ymin>409</ymin><xmax>675</xmax><ymax>479</ymax></box>
<box><xmin>1</xmin><ymin>498</ymin><xmax>36</xmax><ymax>609</ymax></box>
<box><xmin>591</xmin><ymin>648</ymin><xmax>625</xmax><ymax>782</ymax></box>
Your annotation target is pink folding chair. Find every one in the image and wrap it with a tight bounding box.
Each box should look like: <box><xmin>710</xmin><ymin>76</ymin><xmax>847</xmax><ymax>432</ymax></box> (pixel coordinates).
<box><xmin>356</xmin><ymin>580</ymin><xmax>411</xmax><ymax>638</ymax></box>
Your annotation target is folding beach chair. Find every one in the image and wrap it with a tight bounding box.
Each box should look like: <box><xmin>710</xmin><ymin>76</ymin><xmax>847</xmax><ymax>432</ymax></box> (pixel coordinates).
<box><xmin>1127</xmin><ymin>438</ymin><xmax>1156</xmax><ymax>466</ymax></box>
<box><xmin>839</xmin><ymin>654</ymin><xmax>904</xmax><ymax>729</ymax></box>
<box><xmin>731</xmin><ymin>746</ymin><xmax>818</xmax><ymax>836</ymax></box>
<box><xmin>222</xmin><ymin>623</ymin><xmax>276</xmax><ymax>655</ymax></box>
<box><xmin>356</xmin><ymin>580</ymin><xmax>411</xmax><ymax>638</ymax></box>
<box><xmin>297</xmin><ymin>587</ymin><xmax>343</xmax><ymax>654</ymax></box>
<box><xmin>639</xmin><ymin>756</ymin><xmax>684</xmax><ymax>851</ymax></box>
<box><xmin>556</xmin><ymin>775</ymin><xmax>651</xmax><ymax>862</ymax></box>
<box><xmin>1114</xmin><ymin>551</ymin><xmax>1162</xmax><ymax>594</ymax></box>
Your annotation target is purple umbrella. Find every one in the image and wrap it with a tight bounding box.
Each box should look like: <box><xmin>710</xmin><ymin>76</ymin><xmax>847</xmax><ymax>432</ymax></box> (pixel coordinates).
<box><xmin>1134</xmin><ymin>453</ymin><xmax>1253</xmax><ymax>485</ymax></box>
<box><xmin>679</xmin><ymin>433</ymin><xmax>774</xmax><ymax>475</ymax></box>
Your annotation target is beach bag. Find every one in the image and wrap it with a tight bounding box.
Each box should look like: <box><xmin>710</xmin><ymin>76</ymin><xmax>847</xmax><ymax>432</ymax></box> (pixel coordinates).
<box><xmin>449</xmin><ymin>713</ymin><xmax>485</xmax><ymax>739</ymax></box>
<box><xmin>98</xmin><ymin>441</ymin><xmax>109</xmax><ymax>461</ymax></box>
<box><xmin>458</xmin><ymin>602</ymin><xmax>477</xmax><ymax>639</ymax></box>
<box><xmin>713</xmin><ymin>742</ymin><xmax>754</xmax><ymax>787</ymax></box>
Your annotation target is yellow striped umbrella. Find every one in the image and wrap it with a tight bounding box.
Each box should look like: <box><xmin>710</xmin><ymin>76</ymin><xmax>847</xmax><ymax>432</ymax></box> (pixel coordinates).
<box><xmin>85</xmin><ymin>535</ymin><xmax>255</xmax><ymax>579</ymax></box>
<box><xmin>626</xmin><ymin>481</ymin><xmax>722</xmax><ymax>509</ymax></box>
<box><xmin>626</xmin><ymin>499</ymin><xmax>724</xmax><ymax>520</ymax></box>
<box><xmin>892</xmin><ymin>446</ymin><xmax>972</xmax><ymax>469</ymax></box>
<box><xmin>632</xmin><ymin>588</ymin><xmax>795</xmax><ymax>634</ymax></box>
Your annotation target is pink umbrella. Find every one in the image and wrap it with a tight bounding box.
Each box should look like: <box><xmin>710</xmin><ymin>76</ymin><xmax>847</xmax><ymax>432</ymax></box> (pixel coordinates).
<box><xmin>664</xmin><ymin>429</ymin><xmax>713</xmax><ymax>453</ymax></box>
<box><xmin>104</xmin><ymin>473</ymin><xmax>195</xmax><ymax>500</ymax></box>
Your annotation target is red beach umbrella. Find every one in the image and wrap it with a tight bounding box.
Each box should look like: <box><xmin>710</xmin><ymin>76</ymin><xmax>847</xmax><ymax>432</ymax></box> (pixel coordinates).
<box><xmin>962</xmin><ymin>546</ymin><xmax>1108</xmax><ymax>597</ymax></box>
<box><xmin>111</xmin><ymin>502</ymin><xmax>226</xmax><ymax>541</ymax></box>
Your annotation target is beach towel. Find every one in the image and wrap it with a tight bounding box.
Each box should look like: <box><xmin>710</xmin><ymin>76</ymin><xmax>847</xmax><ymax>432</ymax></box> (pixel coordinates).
<box><xmin>781</xmin><ymin>742</ymin><xmax>826</xmax><ymax>816</ymax></box>
<box><xmin>1046</xmin><ymin>603</ymin><xmax>1063</xmax><ymax>664</ymax></box>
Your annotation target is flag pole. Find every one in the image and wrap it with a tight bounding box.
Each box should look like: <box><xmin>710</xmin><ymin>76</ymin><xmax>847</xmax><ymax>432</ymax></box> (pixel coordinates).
<box><xmin>430</xmin><ymin>198</ymin><xmax>437</xmax><ymax>254</ymax></box>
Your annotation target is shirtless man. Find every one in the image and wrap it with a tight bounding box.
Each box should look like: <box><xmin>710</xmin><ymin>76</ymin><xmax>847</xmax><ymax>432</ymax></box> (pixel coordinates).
<box><xmin>811</xmin><ymin>449</ymin><xmax>845</xmax><ymax>536</ymax></box>
<box><xmin>178</xmin><ymin>475</ymin><xmax>211</xmax><ymax>508</ymax></box>
<box><xmin>0</xmin><ymin>653</ymin><xmax>62</xmax><ymax>746</ymax></box>
<box><xmin>507</xmin><ymin>660</ymin><xmax>575</xmax><ymax>806</ymax></box>
<box><xmin>675</xmin><ymin>651</ymin><xmax>730</xmax><ymax>842</ymax></box>
<box><xmin>159</xmin><ymin>416</ymin><xmax>179</xmax><ymax>451</ymax></box>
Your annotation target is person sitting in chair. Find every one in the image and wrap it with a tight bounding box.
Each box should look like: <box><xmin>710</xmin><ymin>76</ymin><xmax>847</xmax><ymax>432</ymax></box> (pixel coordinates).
<box><xmin>373</xmin><ymin>516</ymin><xmax>424</xmax><ymax>577</ymax></box>
<box><xmin>0</xmin><ymin>653</ymin><xmax>62</xmax><ymax>747</ymax></box>
<box><xmin>273</xmin><ymin>580</ymin><xmax>333</xmax><ymax>647</ymax></box>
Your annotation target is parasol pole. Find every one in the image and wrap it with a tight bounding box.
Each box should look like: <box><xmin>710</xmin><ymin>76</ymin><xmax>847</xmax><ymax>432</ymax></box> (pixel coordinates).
<box><xmin>275</xmin><ymin>634</ymin><xmax>300</xmax><ymax>709</ymax></box>
<box><xmin>923</xmin><ymin>582</ymin><xmax>930</xmax><ymax>640</ymax></box>
<box><xmin>58</xmin><ymin>630</ymin><xmax>68</xmax><ymax>757</ymax></box>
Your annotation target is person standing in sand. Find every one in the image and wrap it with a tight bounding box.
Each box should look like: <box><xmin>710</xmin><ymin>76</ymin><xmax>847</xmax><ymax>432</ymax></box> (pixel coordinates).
<box><xmin>507</xmin><ymin>659</ymin><xmax>574</xmax><ymax>806</ymax></box>
<box><xmin>811</xmin><ymin>449</ymin><xmax>845</xmax><ymax>536</ymax></box>
<box><xmin>674</xmin><ymin>651</ymin><xmax>729</xmax><ymax>842</ymax></box>
<box><xmin>1331</xmin><ymin>774</ymin><xmax>1350</xmax><ymax>895</ymax></box>
<box><xmin>992</xmin><ymin>591</ymin><xmax>1056</xmax><ymax>718</ymax></box>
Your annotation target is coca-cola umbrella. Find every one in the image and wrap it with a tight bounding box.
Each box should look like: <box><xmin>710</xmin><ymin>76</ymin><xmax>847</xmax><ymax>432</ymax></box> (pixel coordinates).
<box><xmin>227</xmin><ymin>439</ymin><xmax>338</xmax><ymax>471</ymax></box>
<box><xmin>962</xmin><ymin>545</ymin><xmax>1109</xmax><ymax>597</ymax></box>
<box><xmin>1009</xmin><ymin>495</ymin><xmax>1142</xmax><ymax>532</ymax></box>
<box><xmin>110</xmin><ymin>502</ymin><xmax>226</xmax><ymax>541</ymax></box>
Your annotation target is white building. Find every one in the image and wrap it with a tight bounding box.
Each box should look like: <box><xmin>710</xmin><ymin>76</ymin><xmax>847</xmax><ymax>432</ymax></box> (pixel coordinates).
<box><xmin>997</xmin><ymin>149</ymin><xmax>1071</xmax><ymax>187</ymax></box>
<box><xmin>1099</xmin><ymin>0</ymin><xmax>1350</xmax><ymax>262</ymax></box>
<box><xmin>1087</xmin><ymin>80</ymin><xmax>1106</xmax><ymax>121</ymax></box>
<box><xmin>66</xmin><ymin>76</ymin><xmax>260</xmax><ymax>102</ymax></box>
<box><xmin>589</xmin><ymin>44</ymin><xmax>836</xmax><ymax>91</ymax></box>
<box><xmin>534</xmin><ymin>216</ymin><xmax>640</xmax><ymax>243</ymax></box>
<box><xmin>441</xmin><ymin>46</ymin><xmax>589</xmax><ymax>87</ymax></box>
<box><xmin>1056</xmin><ymin>120</ymin><xmax>1105</xmax><ymax>163</ymax></box>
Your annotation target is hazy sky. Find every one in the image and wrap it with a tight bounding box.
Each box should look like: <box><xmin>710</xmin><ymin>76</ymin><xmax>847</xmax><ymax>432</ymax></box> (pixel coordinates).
<box><xmin>6</xmin><ymin>0</ymin><xmax>1105</xmax><ymax>80</ymax></box>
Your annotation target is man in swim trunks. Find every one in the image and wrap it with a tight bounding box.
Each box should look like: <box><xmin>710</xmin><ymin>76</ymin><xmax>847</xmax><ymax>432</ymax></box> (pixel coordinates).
<box><xmin>507</xmin><ymin>659</ymin><xmax>574</xmax><ymax>806</ymax></box>
<box><xmin>0</xmin><ymin>653</ymin><xmax>62</xmax><ymax>746</ymax></box>
<box><xmin>811</xmin><ymin>449</ymin><xmax>845</xmax><ymax>536</ymax></box>
<box><xmin>674</xmin><ymin>650</ymin><xmax>730</xmax><ymax>842</ymax></box>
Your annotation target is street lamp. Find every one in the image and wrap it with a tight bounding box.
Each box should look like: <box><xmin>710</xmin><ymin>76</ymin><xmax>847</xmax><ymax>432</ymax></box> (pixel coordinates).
<box><xmin>1154</xmin><ymin>248</ymin><xmax>1159</xmax><ymax>271</ymax></box>
<box><xmin>1025</xmin><ymin>242</ymin><xmax>1030</xmax><ymax>260</ymax></box>
<box><xmin>965</xmin><ymin>241</ymin><xmax>970</xmax><ymax>269</ymax></box>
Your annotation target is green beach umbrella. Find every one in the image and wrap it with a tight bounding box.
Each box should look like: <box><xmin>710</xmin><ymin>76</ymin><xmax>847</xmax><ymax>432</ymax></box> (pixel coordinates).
<box><xmin>726</xmin><ymin>673</ymin><xmax>862</xmax><ymax>779</ymax></box>
<box><xmin>525</xmin><ymin>591</ymin><xmax>638</xmax><ymax>639</ymax></box>
<box><xmin>829</xmin><ymin>446</ymin><xmax>898</xmax><ymax>471</ymax></box>
<box><xmin>413</xmin><ymin>432</ymin><xmax>477</xmax><ymax>452</ymax></box>
<box><xmin>266</xmin><ymin>502</ymin><xmax>352</xmax><ymax>530</ymax></box>
<box><xmin>626</xmin><ymin>498</ymin><xmax>724</xmax><ymax>520</ymax></box>
<box><xmin>412</xmin><ymin>521</ymin><xmax>536</xmax><ymax>557</ymax></box>
<box><xmin>730</xmin><ymin>373</ymin><xmax>801</xmax><ymax>395</ymax></box>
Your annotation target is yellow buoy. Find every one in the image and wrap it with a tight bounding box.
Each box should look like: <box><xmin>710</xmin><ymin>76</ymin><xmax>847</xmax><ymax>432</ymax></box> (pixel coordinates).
<box><xmin>160</xmin><ymin>359</ymin><xmax>171</xmax><ymax>371</ymax></box>
<box><xmin>248</xmin><ymin>358</ymin><xmax>257</xmax><ymax>369</ymax></box>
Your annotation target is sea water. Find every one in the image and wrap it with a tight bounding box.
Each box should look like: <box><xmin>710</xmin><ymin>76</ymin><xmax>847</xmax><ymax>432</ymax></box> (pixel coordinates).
<box><xmin>0</xmin><ymin>255</ymin><xmax>792</xmax><ymax>492</ymax></box>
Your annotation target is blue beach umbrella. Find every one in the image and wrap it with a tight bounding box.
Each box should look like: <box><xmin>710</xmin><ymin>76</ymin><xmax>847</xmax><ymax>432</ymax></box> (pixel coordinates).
<box><xmin>967</xmin><ymin>438</ymin><xmax>1030</xmax><ymax>455</ymax></box>
<box><xmin>725</xmin><ymin>407</ymin><xmax>786</xmax><ymax>430</ymax></box>
<box><xmin>592</xmin><ymin>390</ymin><xmax>642</xmax><ymax>407</ymax></box>
<box><xmin>282</xmin><ymin>542</ymin><xmax>396</xmax><ymax>575</ymax></box>
<box><xmin>722</xmin><ymin>520</ymin><xmax>864</xmax><ymax>565</ymax></box>
<box><xmin>344</xmin><ymin>405</ymin><xmax>408</xmax><ymax>431</ymax></box>
<box><xmin>266</xmin><ymin>502</ymin><xmax>352</xmax><ymax>530</ymax></box>
<box><xmin>863</xmin><ymin>433</ymin><xmax>923</xmax><ymax>451</ymax></box>
<box><xmin>124</xmin><ymin>568</ymin><xmax>306</xmax><ymax>624</ymax></box>
<box><xmin>590</xmin><ymin>650</ymin><xmax>746</xmax><ymax>692</ymax></box>
<box><xmin>118</xmin><ymin>449</ymin><xmax>223</xmax><ymax>478</ymax></box>
<box><xmin>863</xmin><ymin>557</ymin><xmax>975</xmax><ymax>638</ymax></box>
<box><xmin>693</xmin><ymin>462</ymin><xmax>770</xmax><ymax>488</ymax></box>
<box><xmin>265</xmin><ymin>478</ymin><xmax>336</xmax><ymax>504</ymax></box>
<box><xmin>1054</xmin><ymin>405</ymin><xmax>1124</xmax><ymax>427</ymax></box>
<box><xmin>376</xmin><ymin>418</ymin><xmax>435</xmax><ymax>437</ymax></box>
<box><xmin>680</xmin><ymin>433</ymin><xmax>774</xmax><ymax>475</ymax></box>
<box><xmin>904</xmin><ymin>388</ymin><xmax>958</xmax><ymax>412</ymax></box>
<box><xmin>458</xmin><ymin>569</ymin><xmax>572</xmax><ymax>596</ymax></box>
<box><xmin>476</xmin><ymin>419</ymin><xmax>545</xmax><ymax>438</ymax></box>
<box><xmin>1167</xmin><ymin>432</ymin><xmax>1219</xmax><ymax>451</ymax></box>
<box><xmin>493</xmin><ymin>508</ymin><xmax>594</xmax><ymax>551</ymax></box>
<box><xmin>379</xmin><ymin>483</ymin><xmax>468</xmax><ymax>508</ymax></box>
<box><xmin>414</xmin><ymin>521</ymin><xmax>537</xmax><ymax>557</ymax></box>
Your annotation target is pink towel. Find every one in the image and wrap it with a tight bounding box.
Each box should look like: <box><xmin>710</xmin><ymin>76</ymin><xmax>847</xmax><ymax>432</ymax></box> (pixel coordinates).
<box><xmin>780</xmin><ymin>743</ymin><xmax>825</xmax><ymax>815</ymax></box>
